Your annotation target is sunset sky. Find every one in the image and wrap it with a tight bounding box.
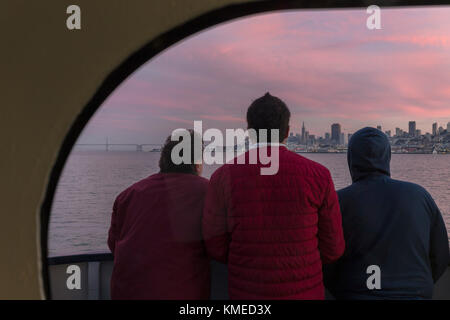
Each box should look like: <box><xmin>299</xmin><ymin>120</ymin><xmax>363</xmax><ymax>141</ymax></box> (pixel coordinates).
<box><xmin>78</xmin><ymin>6</ymin><xmax>450</xmax><ymax>145</ymax></box>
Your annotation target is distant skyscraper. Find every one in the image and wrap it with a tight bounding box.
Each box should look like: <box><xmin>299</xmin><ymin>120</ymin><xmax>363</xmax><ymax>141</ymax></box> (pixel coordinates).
<box><xmin>331</xmin><ymin>123</ymin><xmax>341</xmax><ymax>144</ymax></box>
<box><xmin>385</xmin><ymin>130</ymin><xmax>391</xmax><ymax>137</ymax></box>
<box><xmin>325</xmin><ymin>132</ymin><xmax>330</xmax><ymax>141</ymax></box>
<box><xmin>408</xmin><ymin>121</ymin><xmax>416</xmax><ymax>136</ymax></box>
<box><xmin>432</xmin><ymin>122</ymin><xmax>438</xmax><ymax>136</ymax></box>
<box><xmin>377</xmin><ymin>125</ymin><xmax>382</xmax><ymax>131</ymax></box>
<box><xmin>416</xmin><ymin>129</ymin><xmax>421</xmax><ymax>137</ymax></box>
<box><xmin>395</xmin><ymin>127</ymin><xmax>402</xmax><ymax>137</ymax></box>
<box><xmin>439</xmin><ymin>126</ymin><xmax>444</xmax><ymax>135</ymax></box>
<box><xmin>301</xmin><ymin>122</ymin><xmax>306</xmax><ymax>144</ymax></box>
<box><xmin>447</xmin><ymin>122</ymin><xmax>450</xmax><ymax>132</ymax></box>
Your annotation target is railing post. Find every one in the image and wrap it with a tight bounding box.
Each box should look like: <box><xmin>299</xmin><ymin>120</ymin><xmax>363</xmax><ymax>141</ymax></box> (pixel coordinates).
<box><xmin>87</xmin><ymin>261</ymin><xmax>100</xmax><ymax>300</ymax></box>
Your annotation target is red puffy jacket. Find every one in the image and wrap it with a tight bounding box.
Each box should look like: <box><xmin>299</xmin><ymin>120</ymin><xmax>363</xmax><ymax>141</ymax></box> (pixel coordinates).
<box><xmin>108</xmin><ymin>173</ymin><xmax>210</xmax><ymax>299</ymax></box>
<box><xmin>202</xmin><ymin>146</ymin><xmax>345</xmax><ymax>299</ymax></box>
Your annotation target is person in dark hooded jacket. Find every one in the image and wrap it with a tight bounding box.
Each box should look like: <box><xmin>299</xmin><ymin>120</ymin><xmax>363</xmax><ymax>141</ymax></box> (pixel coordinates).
<box><xmin>324</xmin><ymin>127</ymin><xmax>449</xmax><ymax>299</ymax></box>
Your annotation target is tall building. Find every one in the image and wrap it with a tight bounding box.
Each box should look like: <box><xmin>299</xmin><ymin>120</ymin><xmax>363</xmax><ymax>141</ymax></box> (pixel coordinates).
<box><xmin>301</xmin><ymin>122</ymin><xmax>306</xmax><ymax>144</ymax></box>
<box><xmin>377</xmin><ymin>125</ymin><xmax>382</xmax><ymax>131</ymax></box>
<box><xmin>385</xmin><ymin>130</ymin><xmax>391</xmax><ymax>137</ymax></box>
<box><xmin>325</xmin><ymin>132</ymin><xmax>330</xmax><ymax>141</ymax></box>
<box><xmin>416</xmin><ymin>129</ymin><xmax>421</xmax><ymax>137</ymax></box>
<box><xmin>331</xmin><ymin>123</ymin><xmax>341</xmax><ymax>144</ymax></box>
<box><xmin>395</xmin><ymin>127</ymin><xmax>402</xmax><ymax>137</ymax></box>
<box><xmin>439</xmin><ymin>126</ymin><xmax>444</xmax><ymax>135</ymax></box>
<box><xmin>432</xmin><ymin>122</ymin><xmax>438</xmax><ymax>136</ymax></box>
<box><xmin>447</xmin><ymin>122</ymin><xmax>450</xmax><ymax>132</ymax></box>
<box><xmin>408</xmin><ymin>121</ymin><xmax>416</xmax><ymax>137</ymax></box>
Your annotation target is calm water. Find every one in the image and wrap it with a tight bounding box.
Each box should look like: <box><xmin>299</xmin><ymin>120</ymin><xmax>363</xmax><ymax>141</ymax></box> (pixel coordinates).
<box><xmin>48</xmin><ymin>151</ymin><xmax>450</xmax><ymax>257</ymax></box>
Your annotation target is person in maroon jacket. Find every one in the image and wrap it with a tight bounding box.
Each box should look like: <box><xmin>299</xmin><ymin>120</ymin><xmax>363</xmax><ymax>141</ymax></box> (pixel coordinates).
<box><xmin>202</xmin><ymin>93</ymin><xmax>345</xmax><ymax>299</ymax></box>
<box><xmin>108</xmin><ymin>130</ymin><xmax>210</xmax><ymax>299</ymax></box>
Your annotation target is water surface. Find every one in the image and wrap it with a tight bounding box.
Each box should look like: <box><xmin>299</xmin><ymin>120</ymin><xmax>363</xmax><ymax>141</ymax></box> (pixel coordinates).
<box><xmin>48</xmin><ymin>151</ymin><xmax>450</xmax><ymax>257</ymax></box>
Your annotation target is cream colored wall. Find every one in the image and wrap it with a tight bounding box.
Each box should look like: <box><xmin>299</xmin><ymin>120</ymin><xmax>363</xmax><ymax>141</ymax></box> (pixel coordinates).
<box><xmin>0</xmin><ymin>0</ymin><xmax>253</xmax><ymax>299</ymax></box>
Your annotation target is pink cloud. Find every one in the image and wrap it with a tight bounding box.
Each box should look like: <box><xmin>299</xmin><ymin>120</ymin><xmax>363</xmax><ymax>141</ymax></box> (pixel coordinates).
<box><xmin>86</xmin><ymin>7</ymin><xmax>450</xmax><ymax>142</ymax></box>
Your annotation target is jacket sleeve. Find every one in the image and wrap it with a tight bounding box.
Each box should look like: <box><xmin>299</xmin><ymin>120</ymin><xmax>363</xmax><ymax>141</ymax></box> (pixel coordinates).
<box><xmin>317</xmin><ymin>172</ymin><xmax>345</xmax><ymax>264</ymax></box>
<box><xmin>428</xmin><ymin>194</ymin><xmax>450</xmax><ymax>283</ymax></box>
<box><xmin>202</xmin><ymin>170</ymin><xmax>230</xmax><ymax>263</ymax></box>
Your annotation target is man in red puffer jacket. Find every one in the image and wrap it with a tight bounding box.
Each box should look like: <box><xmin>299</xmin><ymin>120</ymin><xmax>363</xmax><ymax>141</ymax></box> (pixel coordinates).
<box><xmin>202</xmin><ymin>93</ymin><xmax>345</xmax><ymax>299</ymax></box>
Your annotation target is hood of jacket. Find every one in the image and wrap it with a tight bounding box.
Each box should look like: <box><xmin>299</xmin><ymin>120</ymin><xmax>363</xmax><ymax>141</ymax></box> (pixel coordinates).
<box><xmin>347</xmin><ymin>127</ymin><xmax>391</xmax><ymax>182</ymax></box>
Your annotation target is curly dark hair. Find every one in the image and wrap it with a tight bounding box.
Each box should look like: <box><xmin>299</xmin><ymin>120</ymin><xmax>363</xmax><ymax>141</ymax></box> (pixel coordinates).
<box><xmin>159</xmin><ymin>129</ymin><xmax>202</xmax><ymax>175</ymax></box>
<box><xmin>246</xmin><ymin>92</ymin><xmax>290</xmax><ymax>143</ymax></box>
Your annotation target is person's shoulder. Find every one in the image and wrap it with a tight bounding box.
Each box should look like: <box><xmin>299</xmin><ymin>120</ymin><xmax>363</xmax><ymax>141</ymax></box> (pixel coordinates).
<box><xmin>388</xmin><ymin>178</ymin><xmax>431</xmax><ymax>198</ymax></box>
<box><xmin>194</xmin><ymin>174</ymin><xmax>209</xmax><ymax>184</ymax></box>
<box><xmin>209</xmin><ymin>163</ymin><xmax>230</xmax><ymax>182</ymax></box>
<box><xmin>116</xmin><ymin>173</ymin><xmax>164</xmax><ymax>199</ymax></box>
<box><xmin>337</xmin><ymin>184</ymin><xmax>355</xmax><ymax>200</ymax></box>
<box><xmin>114</xmin><ymin>178</ymin><xmax>143</xmax><ymax>205</ymax></box>
<box><xmin>284</xmin><ymin>149</ymin><xmax>331</xmax><ymax>179</ymax></box>
<box><xmin>117</xmin><ymin>173</ymin><xmax>159</xmax><ymax>198</ymax></box>
<box><xmin>184</xmin><ymin>173</ymin><xmax>209</xmax><ymax>189</ymax></box>
<box><xmin>389</xmin><ymin>178</ymin><xmax>440</xmax><ymax>213</ymax></box>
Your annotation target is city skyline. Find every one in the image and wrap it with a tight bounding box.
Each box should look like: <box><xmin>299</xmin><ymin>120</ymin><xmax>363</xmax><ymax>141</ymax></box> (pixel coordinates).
<box><xmin>78</xmin><ymin>7</ymin><xmax>450</xmax><ymax>145</ymax></box>
<box><xmin>287</xmin><ymin>118</ymin><xmax>450</xmax><ymax>154</ymax></box>
<box><xmin>292</xmin><ymin>120</ymin><xmax>450</xmax><ymax>141</ymax></box>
